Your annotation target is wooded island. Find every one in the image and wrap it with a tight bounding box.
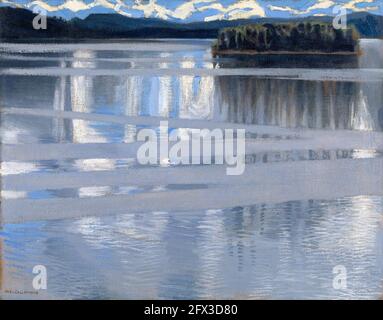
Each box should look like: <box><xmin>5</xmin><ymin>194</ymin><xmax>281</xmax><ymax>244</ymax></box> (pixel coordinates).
<box><xmin>213</xmin><ymin>22</ymin><xmax>360</xmax><ymax>54</ymax></box>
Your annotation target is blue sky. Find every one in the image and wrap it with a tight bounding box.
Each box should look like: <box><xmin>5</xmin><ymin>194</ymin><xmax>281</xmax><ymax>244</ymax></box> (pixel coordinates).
<box><xmin>1</xmin><ymin>0</ymin><xmax>382</xmax><ymax>21</ymax></box>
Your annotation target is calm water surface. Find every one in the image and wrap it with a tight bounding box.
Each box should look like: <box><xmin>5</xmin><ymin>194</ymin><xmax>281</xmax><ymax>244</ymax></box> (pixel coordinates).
<box><xmin>1</xmin><ymin>39</ymin><xmax>383</xmax><ymax>299</ymax></box>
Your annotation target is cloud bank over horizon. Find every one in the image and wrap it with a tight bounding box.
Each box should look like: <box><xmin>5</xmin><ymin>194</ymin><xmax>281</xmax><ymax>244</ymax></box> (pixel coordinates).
<box><xmin>0</xmin><ymin>0</ymin><xmax>382</xmax><ymax>21</ymax></box>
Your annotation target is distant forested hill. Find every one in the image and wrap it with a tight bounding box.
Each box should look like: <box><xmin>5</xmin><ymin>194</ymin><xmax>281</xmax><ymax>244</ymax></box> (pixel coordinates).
<box><xmin>0</xmin><ymin>7</ymin><xmax>382</xmax><ymax>40</ymax></box>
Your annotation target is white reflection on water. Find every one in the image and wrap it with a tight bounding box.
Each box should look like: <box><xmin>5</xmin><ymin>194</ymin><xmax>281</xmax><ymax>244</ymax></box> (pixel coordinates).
<box><xmin>71</xmin><ymin>50</ymin><xmax>106</xmax><ymax>144</ymax></box>
<box><xmin>351</xmin><ymin>90</ymin><xmax>374</xmax><ymax>131</ymax></box>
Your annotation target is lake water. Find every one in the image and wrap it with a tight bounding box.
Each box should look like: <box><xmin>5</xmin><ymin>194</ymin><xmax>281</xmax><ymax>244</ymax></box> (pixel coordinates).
<box><xmin>1</xmin><ymin>39</ymin><xmax>383</xmax><ymax>299</ymax></box>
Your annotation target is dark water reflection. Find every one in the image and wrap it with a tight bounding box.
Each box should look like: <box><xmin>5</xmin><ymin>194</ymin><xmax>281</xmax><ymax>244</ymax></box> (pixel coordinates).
<box><xmin>216</xmin><ymin>78</ymin><xmax>381</xmax><ymax>131</ymax></box>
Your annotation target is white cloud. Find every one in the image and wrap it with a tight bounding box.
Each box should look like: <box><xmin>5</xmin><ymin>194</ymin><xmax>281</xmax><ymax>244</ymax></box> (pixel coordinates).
<box><xmin>201</xmin><ymin>0</ymin><xmax>266</xmax><ymax>21</ymax></box>
<box><xmin>0</xmin><ymin>0</ymin><xmax>23</xmax><ymax>8</ymax></box>
<box><xmin>132</xmin><ymin>0</ymin><xmax>173</xmax><ymax>19</ymax></box>
<box><xmin>27</xmin><ymin>0</ymin><xmax>132</xmax><ymax>16</ymax></box>
<box><xmin>342</xmin><ymin>0</ymin><xmax>379</xmax><ymax>12</ymax></box>
<box><xmin>306</xmin><ymin>0</ymin><xmax>336</xmax><ymax>12</ymax></box>
<box><xmin>130</xmin><ymin>0</ymin><xmax>265</xmax><ymax>21</ymax></box>
<box><xmin>269</xmin><ymin>0</ymin><xmax>335</xmax><ymax>15</ymax></box>
<box><xmin>268</xmin><ymin>0</ymin><xmax>379</xmax><ymax>15</ymax></box>
<box><xmin>268</xmin><ymin>5</ymin><xmax>302</xmax><ymax>15</ymax></box>
<box><xmin>28</xmin><ymin>0</ymin><xmax>96</xmax><ymax>12</ymax></box>
<box><xmin>172</xmin><ymin>0</ymin><xmax>216</xmax><ymax>20</ymax></box>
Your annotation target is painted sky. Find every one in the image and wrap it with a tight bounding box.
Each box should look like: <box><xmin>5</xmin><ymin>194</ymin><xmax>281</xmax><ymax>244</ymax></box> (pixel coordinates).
<box><xmin>1</xmin><ymin>0</ymin><xmax>382</xmax><ymax>21</ymax></box>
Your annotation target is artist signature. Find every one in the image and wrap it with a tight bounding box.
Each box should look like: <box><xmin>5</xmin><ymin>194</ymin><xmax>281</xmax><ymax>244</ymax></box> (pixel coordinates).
<box><xmin>3</xmin><ymin>289</ymin><xmax>39</xmax><ymax>295</ymax></box>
